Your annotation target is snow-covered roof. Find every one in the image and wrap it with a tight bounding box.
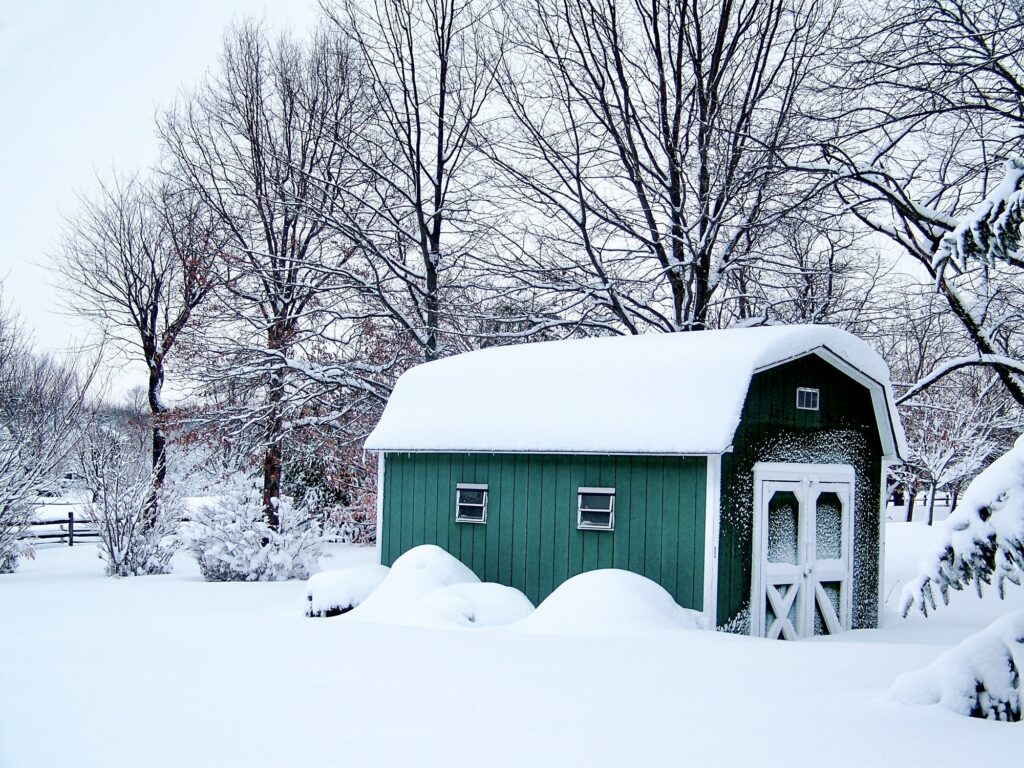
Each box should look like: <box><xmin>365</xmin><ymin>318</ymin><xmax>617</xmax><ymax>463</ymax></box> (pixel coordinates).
<box><xmin>365</xmin><ymin>325</ymin><xmax>907</xmax><ymax>458</ymax></box>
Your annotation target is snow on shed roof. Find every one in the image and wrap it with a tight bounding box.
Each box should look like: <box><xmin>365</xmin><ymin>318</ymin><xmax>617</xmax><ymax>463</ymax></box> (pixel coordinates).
<box><xmin>365</xmin><ymin>325</ymin><xmax>906</xmax><ymax>457</ymax></box>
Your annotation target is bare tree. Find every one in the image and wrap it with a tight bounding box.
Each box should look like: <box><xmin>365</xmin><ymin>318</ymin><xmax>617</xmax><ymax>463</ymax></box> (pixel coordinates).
<box><xmin>0</xmin><ymin>288</ymin><xmax>93</xmax><ymax>571</ymax></box>
<box><xmin>320</xmin><ymin>0</ymin><xmax>503</xmax><ymax>361</ymax></box>
<box><xmin>485</xmin><ymin>0</ymin><xmax>838</xmax><ymax>334</ymax></box>
<box><xmin>160</xmin><ymin>21</ymin><xmax>367</xmax><ymax>529</ymax></box>
<box><xmin>820</xmin><ymin>0</ymin><xmax>1024</xmax><ymax>403</ymax></box>
<box><xmin>56</xmin><ymin>176</ymin><xmax>216</xmax><ymax>519</ymax></box>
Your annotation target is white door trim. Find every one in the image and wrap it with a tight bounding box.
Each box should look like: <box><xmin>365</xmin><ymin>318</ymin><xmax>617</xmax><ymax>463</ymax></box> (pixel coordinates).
<box><xmin>702</xmin><ymin>454</ymin><xmax>722</xmax><ymax>627</ymax></box>
<box><xmin>751</xmin><ymin>462</ymin><xmax>856</xmax><ymax>638</ymax></box>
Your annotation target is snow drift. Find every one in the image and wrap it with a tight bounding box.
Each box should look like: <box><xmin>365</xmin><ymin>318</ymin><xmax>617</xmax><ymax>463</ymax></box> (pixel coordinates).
<box><xmin>513</xmin><ymin>569</ymin><xmax>709</xmax><ymax>636</ymax></box>
<box><xmin>346</xmin><ymin>545</ymin><xmax>533</xmax><ymax>628</ymax></box>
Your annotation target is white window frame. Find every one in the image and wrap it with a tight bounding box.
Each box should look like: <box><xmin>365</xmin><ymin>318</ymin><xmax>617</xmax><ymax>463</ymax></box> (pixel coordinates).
<box><xmin>455</xmin><ymin>483</ymin><xmax>488</xmax><ymax>524</ymax></box>
<box><xmin>577</xmin><ymin>486</ymin><xmax>615</xmax><ymax>531</ymax></box>
<box><xmin>796</xmin><ymin>387</ymin><xmax>820</xmax><ymax>411</ymax></box>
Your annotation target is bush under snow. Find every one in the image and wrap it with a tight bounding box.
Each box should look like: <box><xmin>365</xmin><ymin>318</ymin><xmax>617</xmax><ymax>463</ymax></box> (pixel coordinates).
<box><xmin>183</xmin><ymin>485</ymin><xmax>323</xmax><ymax>582</ymax></box>
<box><xmin>513</xmin><ymin>569</ymin><xmax>709</xmax><ymax>636</ymax></box>
<box><xmin>901</xmin><ymin>434</ymin><xmax>1024</xmax><ymax>616</ymax></box>
<box><xmin>78</xmin><ymin>429</ymin><xmax>179</xmax><ymax>577</ymax></box>
<box><xmin>346</xmin><ymin>545</ymin><xmax>533</xmax><ymax>628</ymax></box>
<box><xmin>889</xmin><ymin>609</ymin><xmax>1024</xmax><ymax>722</ymax></box>
<box><xmin>306</xmin><ymin>564</ymin><xmax>390</xmax><ymax>617</ymax></box>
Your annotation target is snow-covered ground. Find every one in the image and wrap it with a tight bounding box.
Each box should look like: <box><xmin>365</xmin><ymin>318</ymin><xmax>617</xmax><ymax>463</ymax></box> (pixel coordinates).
<box><xmin>1</xmin><ymin>524</ymin><xmax>1021</xmax><ymax>768</ymax></box>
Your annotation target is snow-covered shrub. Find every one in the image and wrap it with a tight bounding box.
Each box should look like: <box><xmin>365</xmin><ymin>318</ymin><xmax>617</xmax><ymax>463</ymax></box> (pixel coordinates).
<box><xmin>349</xmin><ymin>544</ymin><xmax>480</xmax><ymax>622</ymax></box>
<box><xmin>513</xmin><ymin>569</ymin><xmax>708</xmax><ymax>636</ymax></box>
<box><xmin>900</xmin><ymin>434</ymin><xmax>1024</xmax><ymax>616</ymax></box>
<box><xmin>418</xmin><ymin>582</ymin><xmax>534</xmax><ymax>627</ymax></box>
<box><xmin>889</xmin><ymin>610</ymin><xmax>1024</xmax><ymax>722</ymax></box>
<box><xmin>79</xmin><ymin>429</ymin><xmax>179</xmax><ymax>577</ymax></box>
<box><xmin>306</xmin><ymin>564</ymin><xmax>389</xmax><ymax>617</ymax></box>
<box><xmin>183</xmin><ymin>483</ymin><xmax>324</xmax><ymax>582</ymax></box>
<box><xmin>326</xmin><ymin>505</ymin><xmax>376</xmax><ymax>545</ymax></box>
<box><xmin>0</xmin><ymin>522</ymin><xmax>32</xmax><ymax>574</ymax></box>
<box><xmin>343</xmin><ymin>546</ymin><xmax>535</xmax><ymax>628</ymax></box>
<box><xmin>89</xmin><ymin>485</ymin><xmax>180</xmax><ymax>577</ymax></box>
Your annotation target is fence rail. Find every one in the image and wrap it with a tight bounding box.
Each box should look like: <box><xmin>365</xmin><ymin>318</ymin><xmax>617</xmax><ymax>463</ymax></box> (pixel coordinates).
<box><xmin>24</xmin><ymin>510</ymin><xmax>99</xmax><ymax>547</ymax></box>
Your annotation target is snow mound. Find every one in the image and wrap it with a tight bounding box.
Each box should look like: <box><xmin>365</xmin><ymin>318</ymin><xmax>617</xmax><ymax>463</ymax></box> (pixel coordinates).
<box><xmin>306</xmin><ymin>564</ymin><xmax>390</xmax><ymax>617</ymax></box>
<box><xmin>513</xmin><ymin>569</ymin><xmax>709</xmax><ymax>636</ymax></box>
<box><xmin>901</xmin><ymin>434</ymin><xmax>1024</xmax><ymax>616</ymax></box>
<box><xmin>419</xmin><ymin>582</ymin><xmax>535</xmax><ymax>627</ymax></box>
<box><xmin>889</xmin><ymin>609</ymin><xmax>1024</xmax><ymax>721</ymax></box>
<box><xmin>344</xmin><ymin>546</ymin><xmax>533</xmax><ymax>627</ymax></box>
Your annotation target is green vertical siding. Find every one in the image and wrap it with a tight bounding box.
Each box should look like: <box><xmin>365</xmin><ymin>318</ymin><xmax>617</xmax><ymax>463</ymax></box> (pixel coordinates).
<box><xmin>381</xmin><ymin>452</ymin><xmax>708</xmax><ymax>609</ymax></box>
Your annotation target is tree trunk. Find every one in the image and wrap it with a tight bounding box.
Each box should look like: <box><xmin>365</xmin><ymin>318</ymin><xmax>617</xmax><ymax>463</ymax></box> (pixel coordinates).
<box><xmin>146</xmin><ymin>357</ymin><xmax>167</xmax><ymax>529</ymax></box>
<box><xmin>263</xmin><ymin>365</ymin><xmax>284</xmax><ymax>532</ymax></box>
<box><xmin>905</xmin><ymin>481</ymin><xmax>917</xmax><ymax>523</ymax></box>
<box><xmin>925</xmin><ymin>484</ymin><xmax>937</xmax><ymax>526</ymax></box>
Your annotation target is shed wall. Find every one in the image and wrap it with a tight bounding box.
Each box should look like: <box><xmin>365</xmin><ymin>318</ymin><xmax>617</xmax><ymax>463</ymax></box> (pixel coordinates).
<box><xmin>382</xmin><ymin>453</ymin><xmax>707</xmax><ymax>609</ymax></box>
<box><xmin>716</xmin><ymin>354</ymin><xmax>884</xmax><ymax>630</ymax></box>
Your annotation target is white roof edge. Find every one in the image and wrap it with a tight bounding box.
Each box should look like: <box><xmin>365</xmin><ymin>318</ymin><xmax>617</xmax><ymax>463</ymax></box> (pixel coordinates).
<box><xmin>365</xmin><ymin>448</ymin><xmax>721</xmax><ymax>457</ymax></box>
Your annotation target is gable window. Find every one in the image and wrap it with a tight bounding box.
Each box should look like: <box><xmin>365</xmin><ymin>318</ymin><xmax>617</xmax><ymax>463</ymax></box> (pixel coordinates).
<box><xmin>455</xmin><ymin>484</ymin><xmax>488</xmax><ymax>523</ymax></box>
<box><xmin>578</xmin><ymin>487</ymin><xmax>615</xmax><ymax>531</ymax></box>
<box><xmin>796</xmin><ymin>387</ymin><xmax>820</xmax><ymax>411</ymax></box>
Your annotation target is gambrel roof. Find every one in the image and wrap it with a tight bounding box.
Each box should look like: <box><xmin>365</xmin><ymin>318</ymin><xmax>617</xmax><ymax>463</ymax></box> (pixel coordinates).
<box><xmin>365</xmin><ymin>325</ymin><xmax>907</xmax><ymax>459</ymax></box>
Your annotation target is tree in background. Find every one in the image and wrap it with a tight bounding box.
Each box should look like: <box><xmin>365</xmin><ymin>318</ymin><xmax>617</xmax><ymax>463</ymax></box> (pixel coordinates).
<box><xmin>488</xmin><ymin>0</ymin><xmax>838</xmax><ymax>333</ymax></box>
<box><xmin>161</xmin><ymin>21</ymin><xmax>368</xmax><ymax>530</ymax></box>
<box><xmin>824</xmin><ymin>0</ymin><xmax>1024</xmax><ymax>404</ymax></box>
<box><xmin>0</xmin><ymin>287</ymin><xmax>93</xmax><ymax>572</ymax></box>
<box><xmin>55</xmin><ymin>176</ymin><xmax>216</xmax><ymax>523</ymax></box>
<box><xmin>320</xmin><ymin>0</ymin><xmax>503</xmax><ymax>361</ymax></box>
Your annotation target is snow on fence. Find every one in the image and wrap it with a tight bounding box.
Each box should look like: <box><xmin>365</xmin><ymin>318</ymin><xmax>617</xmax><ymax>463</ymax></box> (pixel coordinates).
<box><xmin>24</xmin><ymin>505</ymin><xmax>98</xmax><ymax>547</ymax></box>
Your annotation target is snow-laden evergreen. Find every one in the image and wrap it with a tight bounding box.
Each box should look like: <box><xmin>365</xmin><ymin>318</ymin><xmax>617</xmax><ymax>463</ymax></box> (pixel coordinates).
<box><xmin>889</xmin><ymin>609</ymin><xmax>1024</xmax><ymax>721</ymax></box>
<box><xmin>901</xmin><ymin>434</ymin><xmax>1024</xmax><ymax>616</ymax></box>
<box><xmin>936</xmin><ymin>158</ymin><xmax>1024</xmax><ymax>271</ymax></box>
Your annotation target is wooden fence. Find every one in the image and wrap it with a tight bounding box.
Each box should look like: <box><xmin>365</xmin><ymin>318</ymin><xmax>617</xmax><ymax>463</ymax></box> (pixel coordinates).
<box><xmin>25</xmin><ymin>506</ymin><xmax>99</xmax><ymax>547</ymax></box>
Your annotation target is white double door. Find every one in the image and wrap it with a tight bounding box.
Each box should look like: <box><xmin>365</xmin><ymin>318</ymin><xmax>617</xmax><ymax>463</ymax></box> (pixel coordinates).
<box><xmin>752</xmin><ymin>463</ymin><xmax>855</xmax><ymax>640</ymax></box>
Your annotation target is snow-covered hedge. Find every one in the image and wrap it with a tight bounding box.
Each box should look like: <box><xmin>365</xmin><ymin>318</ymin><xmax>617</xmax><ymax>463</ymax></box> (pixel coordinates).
<box><xmin>306</xmin><ymin>564</ymin><xmax>390</xmax><ymax>617</ymax></box>
<box><xmin>183</xmin><ymin>486</ymin><xmax>324</xmax><ymax>582</ymax></box>
<box><xmin>889</xmin><ymin>610</ymin><xmax>1024</xmax><ymax>722</ymax></box>
<box><xmin>900</xmin><ymin>434</ymin><xmax>1024</xmax><ymax>616</ymax></box>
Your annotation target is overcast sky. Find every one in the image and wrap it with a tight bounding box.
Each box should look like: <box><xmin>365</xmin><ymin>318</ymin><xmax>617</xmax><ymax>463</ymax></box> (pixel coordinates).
<box><xmin>0</xmin><ymin>0</ymin><xmax>318</xmax><ymax>399</ymax></box>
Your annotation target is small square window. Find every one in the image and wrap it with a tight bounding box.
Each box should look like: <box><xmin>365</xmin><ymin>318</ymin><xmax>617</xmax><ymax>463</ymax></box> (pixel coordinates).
<box><xmin>796</xmin><ymin>387</ymin><xmax>820</xmax><ymax>411</ymax></box>
<box><xmin>456</xmin><ymin>484</ymin><xmax>488</xmax><ymax>523</ymax></box>
<box><xmin>578</xmin><ymin>487</ymin><xmax>615</xmax><ymax>530</ymax></box>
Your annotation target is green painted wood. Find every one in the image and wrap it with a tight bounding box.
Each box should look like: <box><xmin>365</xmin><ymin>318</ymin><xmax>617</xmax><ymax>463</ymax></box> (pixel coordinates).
<box><xmin>660</xmin><ymin>459</ymin><xmax>681</xmax><ymax>602</ymax></box>
<box><xmin>716</xmin><ymin>353</ymin><xmax>885</xmax><ymax>629</ymax></box>
<box><xmin>552</xmin><ymin>455</ymin><xmax>571</xmax><ymax>588</ymax></box>
<box><xmin>612</xmin><ymin>456</ymin><xmax>632</xmax><ymax>571</ymax></box>
<box><xmin>644</xmin><ymin>457</ymin><xmax>664</xmax><ymax>587</ymax></box>
<box><xmin>538</xmin><ymin>456</ymin><xmax>557</xmax><ymax>600</ymax></box>
<box><xmin>380</xmin><ymin>451</ymin><xmax>708</xmax><ymax>609</ymax></box>
<box><xmin>423</xmin><ymin>454</ymin><xmax>439</xmax><ymax>547</ymax></box>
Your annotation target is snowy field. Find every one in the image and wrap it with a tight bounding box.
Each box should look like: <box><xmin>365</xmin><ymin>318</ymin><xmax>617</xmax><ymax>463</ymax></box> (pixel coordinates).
<box><xmin>1</xmin><ymin>525</ymin><xmax>1022</xmax><ymax>768</ymax></box>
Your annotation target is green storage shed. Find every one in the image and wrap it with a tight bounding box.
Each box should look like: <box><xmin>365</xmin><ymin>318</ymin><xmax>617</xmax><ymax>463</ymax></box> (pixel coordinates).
<box><xmin>364</xmin><ymin>325</ymin><xmax>906</xmax><ymax>638</ymax></box>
